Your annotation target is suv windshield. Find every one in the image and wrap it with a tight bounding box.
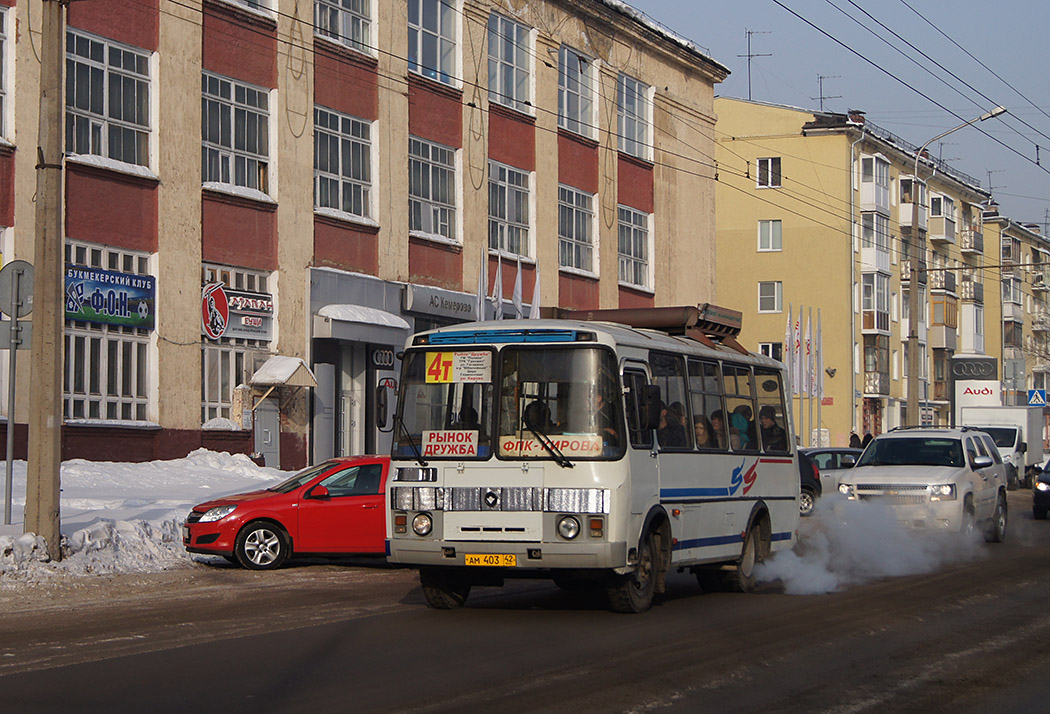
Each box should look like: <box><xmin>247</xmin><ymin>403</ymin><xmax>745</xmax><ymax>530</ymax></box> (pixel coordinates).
<box><xmin>980</xmin><ymin>427</ymin><xmax>1017</xmax><ymax>448</ymax></box>
<box><xmin>856</xmin><ymin>436</ymin><xmax>964</xmax><ymax>468</ymax></box>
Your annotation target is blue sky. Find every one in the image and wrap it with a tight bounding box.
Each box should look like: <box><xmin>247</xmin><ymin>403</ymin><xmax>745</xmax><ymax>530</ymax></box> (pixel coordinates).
<box><xmin>629</xmin><ymin>0</ymin><xmax>1050</xmax><ymax>226</ymax></box>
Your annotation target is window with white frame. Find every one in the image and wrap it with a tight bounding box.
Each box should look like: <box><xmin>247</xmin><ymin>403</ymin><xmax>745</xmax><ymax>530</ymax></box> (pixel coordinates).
<box><xmin>64</xmin><ymin>241</ymin><xmax>153</xmax><ymax>422</ymax></box>
<box><xmin>757</xmin><ymin>157</ymin><xmax>781</xmax><ymax>188</ymax></box>
<box><xmin>975</xmin><ymin>305</ymin><xmax>983</xmax><ymax>335</ymax></box>
<box><xmin>315</xmin><ymin>0</ymin><xmax>371</xmax><ymax>53</ymax></box>
<box><xmin>558</xmin><ymin>45</ymin><xmax>595</xmax><ymax>139</ymax></box>
<box><xmin>618</xmin><ymin>73</ymin><xmax>650</xmax><ymax>160</ymax></box>
<box><xmin>201</xmin><ymin>264</ymin><xmax>271</xmax><ymax>424</ymax></box>
<box><xmin>758</xmin><ymin>219</ymin><xmax>782</xmax><ymax>251</ymax></box>
<box><xmin>487</xmin><ymin>13</ymin><xmax>530</xmax><ymax>113</ymax></box>
<box><xmin>558</xmin><ymin>185</ymin><xmax>595</xmax><ymax>273</ymax></box>
<box><xmin>409</xmin><ymin>136</ymin><xmax>457</xmax><ymax>240</ymax></box>
<box><xmin>202</xmin><ymin>73</ymin><xmax>269</xmax><ymax>193</ymax></box>
<box><xmin>0</xmin><ymin>8</ymin><xmax>7</xmax><ymax>139</ymax></box>
<box><xmin>229</xmin><ymin>0</ymin><xmax>271</xmax><ymax>11</ymax></box>
<box><xmin>488</xmin><ymin>161</ymin><xmax>529</xmax><ymax>256</ymax></box>
<box><xmin>861</xmin><ymin>212</ymin><xmax>889</xmax><ymax>251</ymax></box>
<box><xmin>861</xmin><ymin>154</ymin><xmax>890</xmax><ymax>205</ymax></box>
<box><xmin>930</xmin><ymin>194</ymin><xmax>956</xmax><ymax>220</ymax></box>
<box><xmin>408</xmin><ymin>0</ymin><xmax>456</xmax><ymax>86</ymax></box>
<box><xmin>314</xmin><ymin>106</ymin><xmax>371</xmax><ymax>219</ymax></box>
<box><xmin>65</xmin><ymin>30</ymin><xmax>151</xmax><ymax>166</ymax></box>
<box><xmin>758</xmin><ymin>281</ymin><xmax>782</xmax><ymax>312</ymax></box>
<box><xmin>618</xmin><ymin>205</ymin><xmax>650</xmax><ymax>289</ymax></box>
<box><xmin>862</xmin><ymin>272</ymin><xmax>890</xmax><ymax>331</ymax></box>
<box><xmin>758</xmin><ymin>342</ymin><xmax>783</xmax><ymax>361</ymax></box>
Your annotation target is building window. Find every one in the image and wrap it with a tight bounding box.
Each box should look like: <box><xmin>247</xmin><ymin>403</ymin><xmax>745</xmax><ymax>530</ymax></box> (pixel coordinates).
<box><xmin>315</xmin><ymin>0</ymin><xmax>371</xmax><ymax>53</ymax></box>
<box><xmin>930</xmin><ymin>194</ymin><xmax>956</xmax><ymax>220</ymax></box>
<box><xmin>617</xmin><ymin>73</ymin><xmax>650</xmax><ymax>160</ymax></box>
<box><xmin>618</xmin><ymin>205</ymin><xmax>650</xmax><ymax>289</ymax></box>
<box><xmin>201</xmin><ymin>264</ymin><xmax>270</xmax><ymax>424</ymax></box>
<box><xmin>409</xmin><ymin>136</ymin><xmax>457</xmax><ymax>241</ymax></box>
<box><xmin>757</xmin><ymin>157</ymin><xmax>781</xmax><ymax>188</ymax></box>
<box><xmin>758</xmin><ymin>219</ymin><xmax>782</xmax><ymax>251</ymax></box>
<box><xmin>488</xmin><ymin>161</ymin><xmax>529</xmax><ymax>257</ymax></box>
<box><xmin>975</xmin><ymin>305</ymin><xmax>983</xmax><ymax>335</ymax></box>
<box><xmin>758</xmin><ymin>281</ymin><xmax>782</xmax><ymax>313</ymax></box>
<box><xmin>862</xmin><ymin>213</ymin><xmax>889</xmax><ymax>251</ymax></box>
<box><xmin>201</xmin><ymin>73</ymin><xmax>270</xmax><ymax>193</ymax></box>
<box><xmin>65</xmin><ymin>30</ymin><xmax>151</xmax><ymax>167</ymax></box>
<box><xmin>862</xmin><ymin>273</ymin><xmax>890</xmax><ymax>331</ymax></box>
<box><xmin>314</xmin><ymin>106</ymin><xmax>371</xmax><ymax>219</ymax></box>
<box><xmin>487</xmin><ymin>13</ymin><xmax>529</xmax><ymax>113</ymax></box>
<box><xmin>1004</xmin><ymin>320</ymin><xmax>1022</xmax><ymax>350</ymax></box>
<box><xmin>230</xmin><ymin>0</ymin><xmax>270</xmax><ymax>9</ymax></box>
<box><xmin>0</xmin><ymin>9</ymin><xmax>7</xmax><ymax>139</ymax></box>
<box><xmin>64</xmin><ymin>241</ymin><xmax>152</xmax><ymax>423</ymax></box>
<box><xmin>758</xmin><ymin>342</ymin><xmax>783</xmax><ymax>361</ymax></box>
<box><xmin>558</xmin><ymin>185</ymin><xmax>595</xmax><ymax>273</ymax></box>
<box><xmin>1002</xmin><ymin>276</ymin><xmax>1022</xmax><ymax>305</ymax></box>
<box><xmin>864</xmin><ymin>334</ymin><xmax>889</xmax><ymax>374</ymax></box>
<box><xmin>932</xmin><ymin>295</ymin><xmax>958</xmax><ymax>328</ymax></box>
<box><xmin>408</xmin><ymin>0</ymin><xmax>456</xmax><ymax>85</ymax></box>
<box><xmin>558</xmin><ymin>45</ymin><xmax>595</xmax><ymax>139</ymax></box>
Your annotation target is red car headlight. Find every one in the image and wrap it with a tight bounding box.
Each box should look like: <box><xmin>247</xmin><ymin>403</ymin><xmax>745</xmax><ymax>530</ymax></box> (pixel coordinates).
<box><xmin>198</xmin><ymin>505</ymin><xmax>237</xmax><ymax>522</ymax></box>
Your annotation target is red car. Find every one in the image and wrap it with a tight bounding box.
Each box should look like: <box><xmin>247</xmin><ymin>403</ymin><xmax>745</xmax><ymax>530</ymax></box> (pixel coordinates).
<box><xmin>183</xmin><ymin>455</ymin><xmax>389</xmax><ymax>570</ymax></box>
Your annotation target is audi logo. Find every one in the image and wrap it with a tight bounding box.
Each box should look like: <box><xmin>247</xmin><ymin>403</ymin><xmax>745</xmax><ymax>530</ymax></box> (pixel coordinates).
<box><xmin>373</xmin><ymin>349</ymin><xmax>395</xmax><ymax>367</ymax></box>
<box><xmin>952</xmin><ymin>361</ymin><xmax>996</xmax><ymax>378</ymax></box>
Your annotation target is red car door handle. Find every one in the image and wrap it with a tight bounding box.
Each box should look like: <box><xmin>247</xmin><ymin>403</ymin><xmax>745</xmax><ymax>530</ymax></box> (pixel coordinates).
<box><xmin>363</xmin><ymin>504</ymin><xmax>379</xmax><ymax>509</ymax></box>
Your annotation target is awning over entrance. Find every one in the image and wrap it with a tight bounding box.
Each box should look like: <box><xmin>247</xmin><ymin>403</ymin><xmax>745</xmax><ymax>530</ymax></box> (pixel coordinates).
<box><xmin>313</xmin><ymin>304</ymin><xmax>411</xmax><ymax>344</ymax></box>
<box><xmin>250</xmin><ymin>355</ymin><xmax>318</xmax><ymax>388</ymax></box>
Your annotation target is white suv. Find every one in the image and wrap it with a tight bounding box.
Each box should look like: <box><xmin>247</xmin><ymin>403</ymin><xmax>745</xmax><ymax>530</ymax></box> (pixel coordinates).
<box><xmin>837</xmin><ymin>427</ymin><xmax>1008</xmax><ymax>541</ymax></box>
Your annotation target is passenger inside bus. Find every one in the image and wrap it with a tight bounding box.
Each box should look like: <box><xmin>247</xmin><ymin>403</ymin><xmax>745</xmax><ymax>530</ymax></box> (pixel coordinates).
<box><xmin>710</xmin><ymin>409</ymin><xmax>740</xmax><ymax>449</ymax></box>
<box><xmin>758</xmin><ymin>406</ymin><xmax>788</xmax><ymax>452</ymax></box>
<box><xmin>523</xmin><ymin>400</ymin><xmax>555</xmax><ymax>433</ymax></box>
<box><xmin>457</xmin><ymin>406</ymin><xmax>480</xmax><ymax>431</ymax></box>
<box><xmin>693</xmin><ymin>415</ymin><xmax>714</xmax><ymax>448</ymax></box>
<box><xmin>658</xmin><ymin>401</ymin><xmax>687</xmax><ymax>448</ymax></box>
<box><xmin>731</xmin><ymin>405</ymin><xmax>755</xmax><ymax>449</ymax></box>
<box><xmin>594</xmin><ymin>390</ymin><xmax>621</xmax><ymax>452</ymax></box>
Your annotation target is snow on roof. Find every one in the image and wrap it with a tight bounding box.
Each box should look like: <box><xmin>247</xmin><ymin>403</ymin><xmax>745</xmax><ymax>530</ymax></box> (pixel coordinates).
<box><xmin>597</xmin><ymin>0</ymin><xmax>729</xmax><ymax>76</ymax></box>
<box><xmin>317</xmin><ymin>304</ymin><xmax>411</xmax><ymax>330</ymax></box>
<box><xmin>249</xmin><ymin>356</ymin><xmax>317</xmax><ymax>388</ymax></box>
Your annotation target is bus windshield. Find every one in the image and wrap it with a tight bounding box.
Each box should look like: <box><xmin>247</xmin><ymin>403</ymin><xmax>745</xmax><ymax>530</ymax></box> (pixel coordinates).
<box><xmin>497</xmin><ymin>347</ymin><xmax>624</xmax><ymax>460</ymax></box>
<box><xmin>395</xmin><ymin>349</ymin><xmax>496</xmax><ymax>460</ymax></box>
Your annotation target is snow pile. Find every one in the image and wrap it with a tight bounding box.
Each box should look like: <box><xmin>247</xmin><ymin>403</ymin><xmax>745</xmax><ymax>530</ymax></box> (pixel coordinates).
<box><xmin>0</xmin><ymin>449</ymin><xmax>286</xmax><ymax>586</ymax></box>
<box><xmin>757</xmin><ymin>496</ymin><xmax>987</xmax><ymax>594</ymax></box>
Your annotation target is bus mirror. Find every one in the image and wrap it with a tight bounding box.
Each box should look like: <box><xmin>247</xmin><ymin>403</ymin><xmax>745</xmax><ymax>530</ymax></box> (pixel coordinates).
<box><xmin>644</xmin><ymin>385</ymin><xmax>662</xmax><ymax>430</ymax></box>
<box><xmin>376</xmin><ymin>378</ymin><xmax>397</xmax><ymax>433</ymax></box>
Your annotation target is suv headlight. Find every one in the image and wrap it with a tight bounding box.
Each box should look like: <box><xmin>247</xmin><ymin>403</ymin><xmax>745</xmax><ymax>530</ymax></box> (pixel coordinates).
<box><xmin>838</xmin><ymin>483</ymin><xmax>855</xmax><ymax>499</ymax></box>
<box><xmin>199</xmin><ymin>504</ymin><xmax>237</xmax><ymax>522</ymax></box>
<box><xmin>929</xmin><ymin>484</ymin><xmax>956</xmax><ymax>501</ymax></box>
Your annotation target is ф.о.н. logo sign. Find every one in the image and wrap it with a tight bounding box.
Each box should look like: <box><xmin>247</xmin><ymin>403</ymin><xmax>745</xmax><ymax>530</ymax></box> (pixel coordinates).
<box><xmin>201</xmin><ymin>283</ymin><xmax>229</xmax><ymax>340</ymax></box>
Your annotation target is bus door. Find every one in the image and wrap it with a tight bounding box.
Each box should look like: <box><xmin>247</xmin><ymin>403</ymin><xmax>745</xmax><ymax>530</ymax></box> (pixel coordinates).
<box><xmin>623</xmin><ymin>363</ymin><xmax>659</xmax><ymax>516</ymax></box>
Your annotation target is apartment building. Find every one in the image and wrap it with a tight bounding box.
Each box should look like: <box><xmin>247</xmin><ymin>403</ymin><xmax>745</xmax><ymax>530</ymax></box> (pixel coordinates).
<box><xmin>715</xmin><ymin>97</ymin><xmax>1000</xmax><ymax>446</ymax></box>
<box><xmin>0</xmin><ymin>0</ymin><xmax>727</xmax><ymax>467</ymax></box>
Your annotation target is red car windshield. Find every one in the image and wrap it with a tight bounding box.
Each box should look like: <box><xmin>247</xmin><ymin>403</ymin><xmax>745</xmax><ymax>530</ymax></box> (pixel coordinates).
<box><xmin>267</xmin><ymin>461</ymin><xmax>338</xmax><ymax>493</ymax></box>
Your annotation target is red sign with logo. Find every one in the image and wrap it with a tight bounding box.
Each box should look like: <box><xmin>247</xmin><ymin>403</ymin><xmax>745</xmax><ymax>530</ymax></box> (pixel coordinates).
<box><xmin>202</xmin><ymin>283</ymin><xmax>229</xmax><ymax>340</ymax></box>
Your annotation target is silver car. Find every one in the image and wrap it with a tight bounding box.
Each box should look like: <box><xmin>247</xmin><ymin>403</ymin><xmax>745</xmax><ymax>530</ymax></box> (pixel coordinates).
<box><xmin>801</xmin><ymin>447</ymin><xmax>863</xmax><ymax>495</ymax></box>
<box><xmin>836</xmin><ymin>427</ymin><xmax>1008</xmax><ymax>541</ymax></box>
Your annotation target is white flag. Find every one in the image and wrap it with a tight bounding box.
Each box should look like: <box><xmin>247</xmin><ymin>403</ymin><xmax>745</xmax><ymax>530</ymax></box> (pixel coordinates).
<box><xmin>804</xmin><ymin>314</ymin><xmax>812</xmax><ymax>396</ymax></box>
<box><xmin>793</xmin><ymin>306</ymin><xmax>802</xmax><ymax>395</ymax></box>
<box><xmin>817</xmin><ymin>310</ymin><xmax>824</xmax><ymax>399</ymax></box>
<box><xmin>529</xmin><ymin>264</ymin><xmax>541</xmax><ymax>319</ymax></box>
<box><xmin>493</xmin><ymin>253</ymin><xmax>504</xmax><ymax>320</ymax></box>
<box><xmin>512</xmin><ymin>258</ymin><xmax>523</xmax><ymax>319</ymax></box>
<box><xmin>784</xmin><ymin>305</ymin><xmax>794</xmax><ymax>394</ymax></box>
<box><xmin>476</xmin><ymin>245</ymin><xmax>487</xmax><ymax>321</ymax></box>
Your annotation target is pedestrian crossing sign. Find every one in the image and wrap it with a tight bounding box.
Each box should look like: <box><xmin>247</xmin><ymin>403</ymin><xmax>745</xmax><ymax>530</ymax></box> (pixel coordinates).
<box><xmin>1028</xmin><ymin>389</ymin><xmax>1046</xmax><ymax>407</ymax></box>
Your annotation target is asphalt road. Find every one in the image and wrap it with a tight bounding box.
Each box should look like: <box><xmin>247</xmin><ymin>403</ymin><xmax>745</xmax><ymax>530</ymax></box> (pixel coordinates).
<box><xmin>3</xmin><ymin>490</ymin><xmax>1050</xmax><ymax>713</ymax></box>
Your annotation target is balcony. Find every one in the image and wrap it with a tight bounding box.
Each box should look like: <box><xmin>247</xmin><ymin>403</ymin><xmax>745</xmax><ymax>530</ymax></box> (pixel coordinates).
<box><xmin>901</xmin><ymin>259</ymin><xmax>928</xmax><ymax>285</ymax></box>
<box><xmin>960</xmin><ymin>280</ymin><xmax>984</xmax><ymax>304</ymax></box>
<box><xmin>860</xmin><ymin>246</ymin><xmax>891</xmax><ymax>274</ymax></box>
<box><xmin>960</xmin><ymin>228</ymin><xmax>984</xmax><ymax>256</ymax></box>
<box><xmin>899</xmin><ymin>202</ymin><xmax>928</xmax><ymax>231</ymax></box>
<box><xmin>1003</xmin><ymin>301</ymin><xmax>1024</xmax><ymax>322</ymax></box>
<box><xmin>1034</xmin><ymin>267</ymin><xmax>1050</xmax><ymax>292</ymax></box>
<box><xmin>929</xmin><ymin>270</ymin><xmax>956</xmax><ymax>294</ymax></box>
<box><xmin>928</xmin><ymin>216</ymin><xmax>956</xmax><ymax>245</ymax></box>
<box><xmin>862</xmin><ymin>309</ymin><xmax>890</xmax><ymax>333</ymax></box>
<box><xmin>864</xmin><ymin>371</ymin><xmax>891</xmax><ymax>396</ymax></box>
<box><xmin>860</xmin><ymin>182</ymin><xmax>890</xmax><ymax>215</ymax></box>
<box><xmin>929</xmin><ymin>325</ymin><xmax>957</xmax><ymax>351</ymax></box>
<box><xmin>1033</xmin><ymin>314</ymin><xmax>1050</xmax><ymax>333</ymax></box>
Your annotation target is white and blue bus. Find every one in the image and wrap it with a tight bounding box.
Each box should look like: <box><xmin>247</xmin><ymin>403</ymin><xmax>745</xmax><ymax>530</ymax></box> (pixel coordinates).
<box><xmin>386</xmin><ymin>306</ymin><xmax>798</xmax><ymax>612</ymax></box>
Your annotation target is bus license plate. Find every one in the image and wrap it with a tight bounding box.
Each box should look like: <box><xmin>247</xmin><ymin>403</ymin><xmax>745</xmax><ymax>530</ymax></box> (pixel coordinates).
<box><xmin>465</xmin><ymin>553</ymin><xmax>516</xmax><ymax>567</ymax></box>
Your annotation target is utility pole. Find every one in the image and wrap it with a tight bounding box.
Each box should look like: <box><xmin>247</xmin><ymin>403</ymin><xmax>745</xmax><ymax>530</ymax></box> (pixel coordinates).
<box><xmin>25</xmin><ymin>0</ymin><xmax>66</xmax><ymax>560</ymax></box>
<box><xmin>737</xmin><ymin>30</ymin><xmax>771</xmax><ymax>102</ymax></box>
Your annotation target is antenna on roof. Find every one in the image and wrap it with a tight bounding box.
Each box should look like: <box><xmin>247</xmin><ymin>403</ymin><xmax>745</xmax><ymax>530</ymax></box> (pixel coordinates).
<box><xmin>810</xmin><ymin>74</ymin><xmax>841</xmax><ymax>112</ymax></box>
<box><xmin>737</xmin><ymin>29</ymin><xmax>771</xmax><ymax>101</ymax></box>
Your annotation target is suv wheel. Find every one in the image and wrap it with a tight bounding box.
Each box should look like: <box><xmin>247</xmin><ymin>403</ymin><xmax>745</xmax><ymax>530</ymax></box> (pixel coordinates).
<box><xmin>984</xmin><ymin>492</ymin><xmax>1008</xmax><ymax>543</ymax></box>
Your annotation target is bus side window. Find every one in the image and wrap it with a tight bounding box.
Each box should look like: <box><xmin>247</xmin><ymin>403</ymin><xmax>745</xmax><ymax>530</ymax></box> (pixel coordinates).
<box><xmin>623</xmin><ymin>370</ymin><xmax>654</xmax><ymax>450</ymax></box>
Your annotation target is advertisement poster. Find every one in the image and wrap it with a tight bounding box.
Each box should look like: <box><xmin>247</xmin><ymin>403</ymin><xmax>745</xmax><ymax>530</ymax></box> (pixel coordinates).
<box><xmin>65</xmin><ymin>265</ymin><xmax>156</xmax><ymax>330</ymax></box>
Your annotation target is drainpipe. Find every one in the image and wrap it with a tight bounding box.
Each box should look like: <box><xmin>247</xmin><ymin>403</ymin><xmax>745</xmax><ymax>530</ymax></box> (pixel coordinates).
<box><xmin>849</xmin><ymin>126</ymin><xmax>865</xmax><ymax>435</ymax></box>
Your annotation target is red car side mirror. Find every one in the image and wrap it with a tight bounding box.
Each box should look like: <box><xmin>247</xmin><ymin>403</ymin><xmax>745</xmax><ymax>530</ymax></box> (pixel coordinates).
<box><xmin>307</xmin><ymin>485</ymin><xmax>330</xmax><ymax>499</ymax></box>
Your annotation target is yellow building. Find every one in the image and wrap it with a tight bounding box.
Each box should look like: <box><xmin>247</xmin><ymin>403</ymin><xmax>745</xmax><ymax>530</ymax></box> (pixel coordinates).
<box><xmin>715</xmin><ymin>98</ymin><xmax>996</xmax><ymax>446</ymax></box>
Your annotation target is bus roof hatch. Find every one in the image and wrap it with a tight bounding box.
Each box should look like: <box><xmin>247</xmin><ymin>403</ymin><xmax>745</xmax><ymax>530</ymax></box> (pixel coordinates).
<box><xmin>543</xmin><ymin>304</ymin><xmax>748</xmax><ymax>355</ymax></box>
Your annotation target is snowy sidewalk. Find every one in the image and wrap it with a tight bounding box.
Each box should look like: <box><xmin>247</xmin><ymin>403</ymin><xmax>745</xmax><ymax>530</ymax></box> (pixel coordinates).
<box><xmin>0</xmin><ymin>449</ymin><xmax>285</xmax><ymax>585</ymax></box>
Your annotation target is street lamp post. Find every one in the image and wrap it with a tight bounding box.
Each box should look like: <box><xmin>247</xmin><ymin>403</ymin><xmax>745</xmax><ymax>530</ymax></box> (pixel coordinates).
<box><xmin>906</xmin><ymin>106</ymin><xmax>1007</xmax><ymax>425</ymax></box>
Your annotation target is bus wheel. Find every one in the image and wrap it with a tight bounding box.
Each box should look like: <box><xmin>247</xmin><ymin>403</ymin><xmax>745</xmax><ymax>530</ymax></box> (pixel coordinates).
<box><xmin>607</xmin><ymin>530</ymin><xmax>656</xmax><ymax>613</ymax></box>
<box><xmin>419</xmin><ymin>568</ymin><xmax>471</xmax><ymax>609</ymax></box>
<box><xmin>722</xmin><ymin>525</ymin><xmax>761</xmax><ymax>593</ymax></box>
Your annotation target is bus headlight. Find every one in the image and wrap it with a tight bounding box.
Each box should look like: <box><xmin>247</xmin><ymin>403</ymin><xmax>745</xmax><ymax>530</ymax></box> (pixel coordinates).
<box><xmin>557</xmin><ymin>515</ymin><xmax>581</xmax><ymax>540</ymax></box>
<box><xmin>412</xmin><ymin>513</ymin><xmax>433</xmax><ymax>536</ymax></box>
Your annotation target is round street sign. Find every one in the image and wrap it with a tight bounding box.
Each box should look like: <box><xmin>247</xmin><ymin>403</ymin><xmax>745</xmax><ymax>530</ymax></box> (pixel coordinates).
<box><xmin>0</xmin><ymin>260</ymin><xmax>34</xmax><ymax>318</ymax></box>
